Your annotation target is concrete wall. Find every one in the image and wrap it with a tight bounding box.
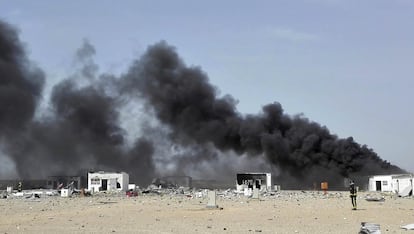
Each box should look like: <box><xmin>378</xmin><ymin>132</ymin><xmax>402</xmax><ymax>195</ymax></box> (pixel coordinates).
<box><xmin>392</xmin><ymin>175</ymin><xmax>413</xmax><ymax>196</ymax></box>
<box><xmin>266</xmin><ymin>173</ymin><xmax>272</xmax><ymax>190</ymax></box>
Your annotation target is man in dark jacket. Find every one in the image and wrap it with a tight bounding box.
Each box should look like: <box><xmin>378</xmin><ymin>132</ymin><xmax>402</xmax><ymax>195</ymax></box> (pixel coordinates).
<box><xmin>350</xmin><ymin>180</ymin><xmax>357</xmax><ymax>210</ymax></box>
<box><xmin>17</xmin><ymin>181</ymin><xmax>22</xmax><ymax>192</ymax></box>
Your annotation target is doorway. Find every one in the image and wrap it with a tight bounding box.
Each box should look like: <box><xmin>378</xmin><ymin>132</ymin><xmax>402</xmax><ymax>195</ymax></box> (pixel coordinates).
<box><xmin>255</xmin><ymin>180</ymin><xmax>261</xmax><ymax>189</ymax></box>
<box><xmin>102</xmin><ymin>179</ymin><xmax>108</xmax><ymax>191</ymax></box>
<box><xmin>375</xmin><ymin>181</ymin><xmax>382</xmax><ymax>191</ymax></box>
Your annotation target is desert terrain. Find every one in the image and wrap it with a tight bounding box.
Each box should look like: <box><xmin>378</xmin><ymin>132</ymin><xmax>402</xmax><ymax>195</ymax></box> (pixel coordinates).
<box><xmin>1</xmin><ymin>190</ymin><xmax>414</xmax><ymax>233</ymax></box>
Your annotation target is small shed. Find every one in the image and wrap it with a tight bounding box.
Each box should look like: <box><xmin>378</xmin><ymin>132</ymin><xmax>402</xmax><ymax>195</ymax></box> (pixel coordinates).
<box><xmin>368</xmin><ymin>174</ymin><xmax>413</xmax><ymax>196</ymax></box>
<box><xmin>87</xmin><ymin>171</ymin><xmax>129</xmax><ymax>192</ymax></box>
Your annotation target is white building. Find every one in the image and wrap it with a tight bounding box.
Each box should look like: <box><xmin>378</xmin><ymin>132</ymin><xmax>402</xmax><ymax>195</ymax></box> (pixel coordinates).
<box><xmin>368</xmin><ymin>174</ymin><xmax>413</xmax><ymax>197</ymax></box>
<box><xmin>236</xmin><ymin>173</ymin><xmax>272</xmax><ymax>193</ymax></box>
<box><xmin>87</xmin><ymin>171</ymin><xmax>129</xmax><ymax>193</ymax></box>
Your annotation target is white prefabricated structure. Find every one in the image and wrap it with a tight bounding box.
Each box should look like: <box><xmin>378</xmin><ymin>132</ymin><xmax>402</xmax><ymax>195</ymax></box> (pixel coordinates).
<box><xmin>87</xmin><ymin>171</ymin><xmax>129</xmax><ymax>193</ymax></box>
<box><xmin>368</xmin><ymin>174</ymin><xmax>413</xmax><ymax>196</ymax></box>
<box><xmin>236</xmin><ymin>173</ymin><xmax>272</xmax><ymax>192</ymax></box>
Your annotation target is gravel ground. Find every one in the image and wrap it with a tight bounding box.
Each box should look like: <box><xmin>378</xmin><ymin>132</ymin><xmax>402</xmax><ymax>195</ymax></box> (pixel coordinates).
<box><xmin>1</xmin><ymin>190</ymin><xmax>413</xmax><ymax>233</ymax></box>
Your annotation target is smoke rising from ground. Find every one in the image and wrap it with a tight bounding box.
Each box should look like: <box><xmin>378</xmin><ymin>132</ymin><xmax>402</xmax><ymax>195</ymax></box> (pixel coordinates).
<box><xmin>121</xmin><ymin>42</ymin><xmax>403</xmax><ymax>186</ymax></box>
<box><xmin>0</xmin><ymin>20</ymin><xmax>404</xmax><ymax>187</ymax></box>
<box><xmin>0</xmin><ymin>22</ymin><xmax>155</xmax><ymax>184</ymax></box>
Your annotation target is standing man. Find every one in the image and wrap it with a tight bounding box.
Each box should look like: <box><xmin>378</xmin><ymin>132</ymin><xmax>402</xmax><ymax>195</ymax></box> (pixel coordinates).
<box><xmin>17</xmin><ymin>181</ymin><xmax>22</xmax><ymax>192</ymax></box>
<box><xmin>350</xmin><ymin>180</ymin><xmax>357</xmax><ymax>210</ymax></box>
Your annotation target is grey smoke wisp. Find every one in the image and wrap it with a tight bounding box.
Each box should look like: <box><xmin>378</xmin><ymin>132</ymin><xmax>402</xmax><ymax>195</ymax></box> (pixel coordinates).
<box><xmin>0</xmin><ymin>20</ymin><xmax>404</xmax><ymax>187</ymax></box>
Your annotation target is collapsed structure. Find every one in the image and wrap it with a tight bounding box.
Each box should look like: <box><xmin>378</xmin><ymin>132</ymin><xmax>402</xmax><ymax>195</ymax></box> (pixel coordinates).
<box><xmin>153</xmin><ymin>176</ymin><xmax>192</xmax><ymax>189</ymax></box>
<box><xmin>46</xmin><ymin>175</ymin><xmax>86</xmax><ymax>190</ymax></box>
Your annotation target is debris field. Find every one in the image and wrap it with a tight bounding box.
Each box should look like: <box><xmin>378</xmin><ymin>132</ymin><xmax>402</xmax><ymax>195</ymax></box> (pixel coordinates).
<box><xmin>1</xmin><ymin>190</ymin><xmax>414</xmax><ymax>233</ymax></box>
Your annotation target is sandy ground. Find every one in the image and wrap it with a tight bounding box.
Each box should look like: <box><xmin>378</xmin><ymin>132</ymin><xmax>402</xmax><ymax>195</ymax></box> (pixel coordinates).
<box><xmin>1</xmin><ymin>190</ymin><xmax>414</xmax><ymax>234</ymax></box>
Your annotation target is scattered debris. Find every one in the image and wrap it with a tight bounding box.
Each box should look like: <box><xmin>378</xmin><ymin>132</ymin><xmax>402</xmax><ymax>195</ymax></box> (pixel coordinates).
<box><xmin>401</xmin><ymin>224</ymin><xmax>414</xmax><ymax>230</ymax></box>
<box><xmin>365</xmin><ymin>197</ymin><xmax>385</xmax><ymax>202</ymax></box>
<box><xmin>13</xmin><ymin>192</ymin><xmax>24</xmax><ymax>197</ymax></box>
<box><xmin>45</xmin><ymin>191</ymin><xmax>59</xmax><ymax>196</ymax></box>
<box><xmin>98</xmin><ymin>201</ymin><xmax>117</xmax><ymax>205</ymax></box>
<box><xmin>126</xmin><ymin>189</ymin><xmax>138</xmax><ymax>197</ymax></box>
<box><xmin>359</xmin><ymin>222</ymin><xmax>380</xmax><ymax>234</ymax></box>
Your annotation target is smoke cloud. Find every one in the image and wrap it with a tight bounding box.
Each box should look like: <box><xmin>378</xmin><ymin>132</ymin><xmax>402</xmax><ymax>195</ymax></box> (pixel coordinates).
<box><xmin>0</xmin><ymin>23</ymin><xmax>155</xmax><ymax>184</ymax></box>
<box><xmin>0</xmin><ymin>21</ymin><xmax>44</xmax><ymax>134</ymax></box>
<box><xmin>121</xmin><ymin>42</ymin><xmax>403</xmax><ymax>186</ymax></box>
<box><xmin>0</xmin><ymin>20</ymin><xmax>404</xmax><ymax>188</ymax></box>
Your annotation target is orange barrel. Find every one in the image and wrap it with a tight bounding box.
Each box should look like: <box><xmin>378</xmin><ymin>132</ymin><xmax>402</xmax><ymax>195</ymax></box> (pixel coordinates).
<box><xmin>321</xmin><ymin>182</ymin><xmax>328</xmax><ymax>190</ymax></box>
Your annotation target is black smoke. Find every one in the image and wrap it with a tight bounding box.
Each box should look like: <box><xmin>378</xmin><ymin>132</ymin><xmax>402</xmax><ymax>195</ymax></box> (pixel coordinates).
<box><xmin>0</xmin><ymin>20</ymin><xmax>44</xmax><ymax>134</ymax></box>
<box><xmin>0</xmin><ymin>22</ymin><xmax>155</xmax><ymax>184</ymax></box>
<box><xmin>0</xmin><ymin>20</ymin><xmax>404</xmax><ymax>188</ymax></box>
<box><xmin>121</xmin><ymin>42</ymin><xmax>404</xmax><ymax>187</ymax></box>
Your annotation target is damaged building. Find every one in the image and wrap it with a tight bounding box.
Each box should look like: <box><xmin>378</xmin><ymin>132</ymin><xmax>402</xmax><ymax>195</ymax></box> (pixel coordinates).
<box><xmin>87</xmin><ymin>171</ymin><xmax>129</xmax><ymax>192</ymax></box>
<box><xmin>368</xmin><ymin>174</ymin><xmax>413</xmax><ymax>196</ymax></box>
<box><xmin>236</xmin><ymin>173</ymin><xmax>272</xmax><ymax>192</ymax></box>
<box><xmin>46</xmin><ymin>176</ymin><xmax>86</xmax><ymax>190</ymax></box>
<box><xmin>0</xmin><ymin>180</ymin><xmax>46</xmax><ymax>190</ymax></box>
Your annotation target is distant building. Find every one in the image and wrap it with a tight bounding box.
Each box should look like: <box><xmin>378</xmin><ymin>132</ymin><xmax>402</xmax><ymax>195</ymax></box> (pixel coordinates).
<box><xmin>46</xmin><ymin>176</ymin><xmax>86</xmax><ymax>190</ymax></box>
<box><xmin>0</xmin><ymin>180</ymin><xmax>47</xmax><ymax>190</ymax></box>
<box><xmin>236</xmin><ymin>173</ymin><xmax>272</xmax><ymax>192</ymax></box>
<box><xmin>161</xmin><ymin>176</ymin><xmax>192</xmax><ymax>188</ymax></box>
<box><xmin>87</xmin><ymin>171</ymin><xmax>129</xmax><ymax>192</ymax></box>
<box><xmin>368</xmin><ymin>174</ymin><xmax>413</xmax><ymax>196</ymax></box>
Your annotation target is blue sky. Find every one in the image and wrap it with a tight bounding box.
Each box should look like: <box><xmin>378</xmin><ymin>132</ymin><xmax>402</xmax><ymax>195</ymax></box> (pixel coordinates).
<box><xmin>1</xmin><ymin>0</ymin><xmax>413</xmax><ymax>172</ymax></box>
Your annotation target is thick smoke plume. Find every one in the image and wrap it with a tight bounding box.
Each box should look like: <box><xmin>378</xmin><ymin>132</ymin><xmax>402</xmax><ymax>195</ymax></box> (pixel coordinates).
<box><xmin>0</xmin><ymin>22</ymin><xmax>154</xmax><ymax>185</ymax></box>
<box><xmin>121</xmin><ymin>42</ymin><xmax>403</xmax><ymax>186</ymax></box>
<box><xmin>0</xmin><ymin>20</ymin><xmax>404</xmax><ymax>188</ymax></box>
<box><xmin>0</xmin><ymin>21</ymin><xmax>44</xmax><ymax>134</ymax></box>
